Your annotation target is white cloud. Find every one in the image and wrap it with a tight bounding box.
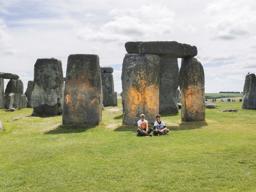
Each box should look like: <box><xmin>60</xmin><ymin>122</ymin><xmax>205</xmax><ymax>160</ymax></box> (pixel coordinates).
<box><xmin>77</xmin><ymin>4</ymin><xmax>177</xmax><ymax>43</ymax></box>
<box><xmin>206</xmin><ymin>0</ymin><xmax>256</xmax><ymax>40</ymax></box>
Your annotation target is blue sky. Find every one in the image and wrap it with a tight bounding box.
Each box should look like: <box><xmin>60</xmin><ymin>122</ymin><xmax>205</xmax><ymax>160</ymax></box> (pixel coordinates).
<box><xmin>0</xmin><ymin>0</ymin><xmax>256</xmax><ymax>93</ymax></box>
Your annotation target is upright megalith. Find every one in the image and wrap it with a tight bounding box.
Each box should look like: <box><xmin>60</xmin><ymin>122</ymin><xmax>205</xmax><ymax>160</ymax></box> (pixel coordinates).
<box><xmin>31</xmin><ymin>58</ymin><xmax>64</xmax><ymax>116</ymax></box>
<box><xmin>122</xmin><ymin>54</ymin><xmax>160</xmax><ymax>125</ymax></box>
<box><xmin>0</xmin><ymin>78</ymin><xmax>4</xmax><ymax>108</ymax></box>
<box><xmin>63</xmin><ymin>54</ymin><xmax>102</xmax><ymax>126</ymax></box>
<box><xmin>242</xmin><ymin>73</ymin><xmax>256</xmax><ymax>109</ymax></box>
<box><xmin>25</xmin><ymin>81</ymin><xmax>34</xmax><ymax>108</ymax></box>
<box><xmin>4</xmin><ymin>79</ymin><xmax>26</xmax><ymax>109</ymax></box>
<box><xmin>101</xmin><ymin>67</ymin><xmax>117</xmax><ymax>106</ymax></box>
<box><xmin>179</xmin><ymin>58</ymin><xmax>205</xmax><ymax>121</ymax></box>
<box><xmin>159</xmin><ymin>56</ymin><xmax>179</xmax><ymax>114</ymax></box>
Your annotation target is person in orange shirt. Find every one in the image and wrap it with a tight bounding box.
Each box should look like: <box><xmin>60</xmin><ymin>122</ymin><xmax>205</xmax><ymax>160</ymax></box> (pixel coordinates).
<box><xmin>137</xmin><ymin>114</ymin><xmax>152</xmax><ymax>136</ymax></box>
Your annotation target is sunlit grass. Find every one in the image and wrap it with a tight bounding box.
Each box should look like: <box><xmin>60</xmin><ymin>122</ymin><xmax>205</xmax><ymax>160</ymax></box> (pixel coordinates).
<box><xmin>0</xmin><ymin>101</ymin><xmax>256</xmax><ymax>192</ymax></box>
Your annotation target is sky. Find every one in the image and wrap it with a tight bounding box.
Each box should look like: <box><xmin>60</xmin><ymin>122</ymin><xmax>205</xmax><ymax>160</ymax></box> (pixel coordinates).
<box><xmin>0</xmin><ymin>0</ymin><xmax>256</xmax><ymax>93</ymax></box>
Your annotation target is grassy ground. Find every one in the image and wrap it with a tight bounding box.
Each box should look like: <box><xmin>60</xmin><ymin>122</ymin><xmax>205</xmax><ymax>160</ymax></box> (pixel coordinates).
<box><xmin>0</xmin><ymin>101</ymin><xmax>256</xmax><ymax>192</ymax></box>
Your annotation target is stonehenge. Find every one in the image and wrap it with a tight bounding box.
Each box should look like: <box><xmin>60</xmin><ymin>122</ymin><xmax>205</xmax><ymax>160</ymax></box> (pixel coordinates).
<box><xmin>242</xmin><ymin>73</ymin><xmax>256</xmax><ymax>109</ymax></box>
<box><xmin>63</xmin><ymin>54</ymin><xmax>102</xmax><ymax>126</ymax></box>
<box><xmin>179</xmin><ymin>58</ymin><xmax>205</xmax><ymax>121</ymax></box>
<box><xmin>31</xmin><ymin>58</ymin><xmax>64</xmax><ymax>116</ymax></box>
<box><xmin>125</xmin><ymin>41</ymin><xmax>195</xmax><ymax>115</ymax></box>
<box><xmin>1</xmin><ymin>41</ymin><xmax>206</xmax><ymax>126</ymax></box>
<box><xmin>122</xmin><ymin>54</ymin><xmax>160</xmax><ymax>125</ymax></box>
<box><xmin>101</xmin><ymin>67</ymin><xmax>117</xmax><ymax>107</ymax></box>
<box><xmin>123</xmin><ymin>41</ymin><xmax>205</xmax><ymax>124</ymax></box>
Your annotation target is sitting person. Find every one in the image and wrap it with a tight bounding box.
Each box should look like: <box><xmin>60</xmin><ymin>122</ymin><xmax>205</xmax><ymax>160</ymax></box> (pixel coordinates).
<box><xmin>153</xmin><ymin>114</ymin><xmax>170</xmax><ymax>136</ymax></box>
<box><xmin>137</xmin><ymin>114</ymin><xmax>152</xmax><ymax>136</ymax></box>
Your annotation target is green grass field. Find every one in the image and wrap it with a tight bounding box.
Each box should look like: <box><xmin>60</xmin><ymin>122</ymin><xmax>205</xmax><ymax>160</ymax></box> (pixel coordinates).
<box><xmin>205</xmin><ymin>93</ymin><xmax>243</xmax><ymax>99</ymax></box>
<box><xmin>0</xmin><ymin>101</ymin><xmax>256</xmax><ymax>192</ymax></box>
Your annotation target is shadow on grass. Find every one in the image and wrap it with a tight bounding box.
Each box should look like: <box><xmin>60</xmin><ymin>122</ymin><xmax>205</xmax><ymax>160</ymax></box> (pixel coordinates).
<box><xmin>114</xmin><ymin>125</ymin><xmax>137</xmax><ymax>132</ymax></box>
<box><xmin>114</xmin><ymin>121</ymin><xmax>208</xmax><ymax>132</ymax></box>
<box><xmin>170</xmin><ymin>121</ymin><xmax>208</xmax><ymax>131</ymax></box>
<box><xmin>45</xmin><ymin>124</ymin><xmax>96</xmax><ymax>134</ymax></box>
<box><xmin>114</xmin><ymin>114</ymin><xmax>123</xmax><ymax>120</ymax></box>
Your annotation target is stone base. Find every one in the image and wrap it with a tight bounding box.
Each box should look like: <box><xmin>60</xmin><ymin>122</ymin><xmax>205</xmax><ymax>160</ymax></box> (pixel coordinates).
<box><xmin>32</xmin><ymin>104</ymin><xmax>62</xmax><ymax>117</ymax></box>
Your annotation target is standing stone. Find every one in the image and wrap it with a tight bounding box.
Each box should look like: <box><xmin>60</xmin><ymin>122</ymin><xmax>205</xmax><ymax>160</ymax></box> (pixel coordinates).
<box><xmin>122</xmin><ymin>54</ymin><xmax>160</xmax><ymax>125</ymax></box>
<box><xmin>63</xmin><ymin>54</ymin><xmax>102</xmax><ymax>126</ymax></box>
<box><xmin>20</xmin><ymin>95</ymin><xmax>28</xmax><ymax>108</ymax></box>
<box><xmin>31</xmin><ymin>58</ymin><xmax>64</xmax><ymax>116</ymax></box>
<box><xmin>159</xmin><ymin>56</ymin><xmax>179</xmax><ymax>114</ymax></box>
<box><xmin>242</xmin><ymin>73</ymin><xmax>256</xmax><ymax>109</ymax></box>
<box><xmin>113</xmin><ymin>92</ymin><xmax>118</xmax><ymax>106</ymax></box>
<box><xmin>4</xmin><ymin>79</ymin><xmax>24</xmax><ymax>109</ymax></box>
<box><xmin>101</xmin><ymin>67</ymin><xmax>117</xmax><ymax>107</ymax></box>
<box><xmin>179</xmin><ymin>58</ymin><xmax>205</xmax><ymax>121</ymax></box>
<box><xmin>0</xmin><ymin>78</ymin><xmax>4</xmax><ymax>108</ymax></box>
<box><xmin>25</xmin><ymin>81</ymin><xmax>34</xmax><ymax>108</ymax></box>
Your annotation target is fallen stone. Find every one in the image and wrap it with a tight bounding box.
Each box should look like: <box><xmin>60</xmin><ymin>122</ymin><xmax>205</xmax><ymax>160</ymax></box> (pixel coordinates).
<box><xmin>242</xmin><ymin>73</ymin><xmax>256</xmax><ymax>109</ymax></box>
<box><xmin>63</xmin><ymin>54</ymin><xmax>102</xmax><ymax>126</ymax></box>
<box><xmin>125</xmin><ymin>41</ymin><xmax>197</xmax><ymax>58</ymax></box>
<box><xmin>179</xmin><ymin>58</ymin><xmax>205</xmax><ymax>122</ymax></box>
<box><xmin>205</xmin><ymin>102</ymin><xmax>216</xmax><ymax>109</ymax></box>
<box><xmin>222</xmin><ymin>109</ymin><xmax>238</xmax><ymax>112</ymax></box>
<box><xmin>159</xmin><ymin>56</ymin><xmax>179</xmax><ymax>114</ymax></box>
<box><xmin>25</xmin><ymin>81</ymin><xmax>33</xmax><ymax>108</ymax></box>
<box><xmin>101</xmin><ymin>67</ymin><xmax>117</xmax><ymax>107</ymax></box>
<box><xmin>0</xmin><ymin>72</ymin><xmax>19</xmax><ymax>80</ymax></box>
<box><xmin>31</xmin><ymin>58</ymin><xmax>64</xmax><ymax>116</ymax></box>
<box><xmin>122</xmin><ymin>54</ymin><xmax>160</xmax><ymax>125</ymax></box>
<box><xmin>0</xmin><ymin>78</ymin><xmax>4</xmax><ymax>108</ymax></box>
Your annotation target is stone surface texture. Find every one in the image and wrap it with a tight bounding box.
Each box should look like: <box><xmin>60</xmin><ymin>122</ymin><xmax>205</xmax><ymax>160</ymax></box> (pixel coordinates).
<box><xmin>159</xmin><ymin>56</ymin><xmax>179</xmax><ymax>114</ymax></box>
<box><xmin>25</xmin><ymin>81</ymin><xmax>34</xmax><ymax>108</ymax></box>
<box><xmin>101</xmin><ymin>67</ymin><xmax>117</xmax><ymax>107</ymax></box>
<box><xmin>122</xmin><ymin>54</ymin><xmax>160</xmax><ymax>125</ymax></box>
<box><xmin>31</xmin><ymin>58</ymin><xmax>64</xmax><ymax>116</ymax></box>
<box><xmin>179</xmin><ymin>58</ymin><xmax>205</xmax><ymax>121</ymax></box>
<box><xmin>242</xmin><ymin>73</ymin><xmax>256</xmax><ymax>109</ymax></box>
<box><xmin>63</xmin><ymin>54</ymin><xmax>102</xmax><ymax>126</ymax></box>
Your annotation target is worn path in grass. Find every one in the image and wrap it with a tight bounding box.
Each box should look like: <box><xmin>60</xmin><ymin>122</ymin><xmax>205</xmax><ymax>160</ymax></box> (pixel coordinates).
<box><xmin>0</xmin><ymin>102</ymin><xmax>256</xmax><ymax>192</ymax></box>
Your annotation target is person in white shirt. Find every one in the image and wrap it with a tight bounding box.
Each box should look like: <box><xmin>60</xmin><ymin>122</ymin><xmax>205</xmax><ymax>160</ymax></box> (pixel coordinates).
<box><xmin>153</xmin><ymin>114</ymin><xmax>169</xmax><ymax>136</ymax></box>
<box><xmin>137</xmin><ymin>114</ymin><xmax>152</xmax><ymax>136</ymax></box>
